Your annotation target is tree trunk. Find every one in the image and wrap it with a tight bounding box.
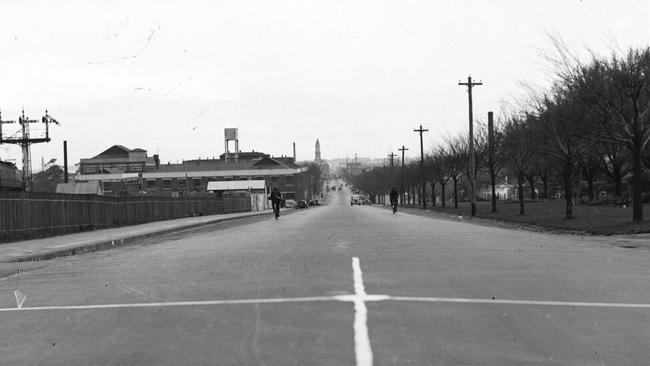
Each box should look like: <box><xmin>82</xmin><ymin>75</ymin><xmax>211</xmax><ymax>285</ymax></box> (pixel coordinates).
<box><xmin>431</xmin><ymin>180</ymin><xmax>436</xmax><ymax>207</ymax></box>
<box><xmin>412</xmin><ymin>185</ymin><xmax>416</xmax><ymax>205</ymax></box>
<box><xmin>453</xmin><ymin>178</ymin><xmax>459</xmax><ymax>208</ymax></box>
<box><xmin>490</xmin><ymin>169</ymin><xmax>497</xmax><ymax>213</ymax></box>
<box><xmin>441</xmin><ymin>181</ymin><xmax>447</xmax><ymax>208</ymax></box>
<box><xmin>518</xmin><ymin>172</ymin><xmax>525</xmax><ymax>215</ymax></box>
<box><xmin>632</xmin><ymin>136</ymin><xmax>644</xmax><ymax>222</ymax></box>
<box><xmin>563</xmin><ymin>159</ymin><xmax>574</xmax><ymax>219</ymax></box>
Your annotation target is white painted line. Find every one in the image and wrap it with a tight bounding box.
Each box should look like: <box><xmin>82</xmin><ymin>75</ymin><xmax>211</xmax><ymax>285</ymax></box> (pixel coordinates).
<box><xmin>388</xmin><ymin>296</ymin><xmax>650</xmax><ymax>309</ymax></box>
<box><xmin>5</xmin><ymin>293</ymin><xmax>648</xmax><ymax>313</ymax></box>
<box><xmin>352</xmin><ymin>257</ymin><xmax>373</xmax><ymax>366</ymax></box>
<box><xmin>14</xmin><ymin>290</ymin><xmax>27</xmax><ymax>309</ymax></box>
<box><xmin>0</xmin><ymin>296</ymin><xmax>338</xmax><ymax>313</ymax></box>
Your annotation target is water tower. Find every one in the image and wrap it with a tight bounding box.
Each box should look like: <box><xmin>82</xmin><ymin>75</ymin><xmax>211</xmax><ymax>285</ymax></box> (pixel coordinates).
<box><xmin>224</xmin><ymin>128</ymin><xmax>239</xmax><ymax>163</ymax></box>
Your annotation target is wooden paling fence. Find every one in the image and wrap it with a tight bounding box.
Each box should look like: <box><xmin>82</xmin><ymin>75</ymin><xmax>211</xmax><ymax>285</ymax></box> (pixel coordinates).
<box><xmin>0</xmin><ymin>191</ymin><xmax>251</xmax><ymax>243</ymax></box>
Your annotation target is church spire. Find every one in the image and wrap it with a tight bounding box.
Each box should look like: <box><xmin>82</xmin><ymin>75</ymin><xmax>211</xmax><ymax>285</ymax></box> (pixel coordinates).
<box><xmin>315</xmin><ymin>139</ymin><xmax>321</xmax><ymax>161</ymax></box>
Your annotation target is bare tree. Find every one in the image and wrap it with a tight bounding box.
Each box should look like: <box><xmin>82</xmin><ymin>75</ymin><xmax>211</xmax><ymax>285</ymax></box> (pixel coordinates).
<box><xmin>502</xmin><ymin>113</ymin><xmax>537</xmax><ymax>215</ymax></box>
<box><xmin>563</xmin><ymin>48</ymin><xmax>650</xmax><ymax>221</ymax></box>
<box><xmin>442</xmin><ymin>135</ymin><xmax>467</xmax><ymax>209</ymax></box>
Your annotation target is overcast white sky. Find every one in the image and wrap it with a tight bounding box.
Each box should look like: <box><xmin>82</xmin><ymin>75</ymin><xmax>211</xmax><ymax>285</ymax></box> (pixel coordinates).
<box><xmin>1</xmin><ymin>0</ymin><xmax>649</xmax><ymax>170</ymax></box>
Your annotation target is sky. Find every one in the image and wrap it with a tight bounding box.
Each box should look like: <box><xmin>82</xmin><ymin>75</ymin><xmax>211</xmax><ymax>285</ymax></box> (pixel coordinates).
<box><xmin>1</xmin><ymin>0</ymin><xmax>650</xmax><ymax>171</ymax></box>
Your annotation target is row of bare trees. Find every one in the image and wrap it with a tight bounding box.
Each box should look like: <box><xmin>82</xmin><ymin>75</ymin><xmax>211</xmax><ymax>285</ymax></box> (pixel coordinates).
<box><xmin>350</xmin><ymin>47</ymin><xmax>650</xmax><ymax>222</ymax></box>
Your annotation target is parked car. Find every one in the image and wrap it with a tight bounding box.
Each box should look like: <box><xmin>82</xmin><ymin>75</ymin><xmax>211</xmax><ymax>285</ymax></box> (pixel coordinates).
<box><xmin>297</xmin><ymin>200</ymin><xmax>308</xmax><ymax>209</ymax></box>
<box><xmin>308</xmin><ymin>199</ymin><xmax>319</xmax><ymax>206</ymax></box>
<box><xmin>284</xmin><ymin>199</ymin><xmax>296</xmax><ymax>208</ymax></box>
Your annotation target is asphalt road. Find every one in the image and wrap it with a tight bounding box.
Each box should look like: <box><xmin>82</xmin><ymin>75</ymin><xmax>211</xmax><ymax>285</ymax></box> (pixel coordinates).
<box><xmin>1</xmin><ymin>186</ymin><xmax>650</xmax><ymax>365</ymax></box>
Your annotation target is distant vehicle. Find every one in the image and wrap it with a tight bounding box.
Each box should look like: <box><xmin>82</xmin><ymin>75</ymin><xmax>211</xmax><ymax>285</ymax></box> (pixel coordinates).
<box><xmin>362</xmin><ymin>198</ymin><xmax>371</xmax><ymax>205</ymax></box>
<box><xmin>284</xmin><ymin>199</ymin><xmax>296</xmax><ymax>208</ymax></box>
<box><xmin>297</xmin><ymin>200</ymin><xmax>308</xmax><ymax>209</ymax></box>
<box><xmin>351</xmin><ymin>195</ymin><xmax>362</xmax><ymax>206</ymax></box>
<box><xmin>308</xmin><ymin>199</ymin><xmax>319</xmax><ymax>206</ymax></box>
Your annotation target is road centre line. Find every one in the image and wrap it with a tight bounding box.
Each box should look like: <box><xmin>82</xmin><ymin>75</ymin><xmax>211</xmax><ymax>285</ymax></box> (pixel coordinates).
<box><xmin>352</xmin><ymin>257</ymin><xmax>373</xmax><ymax>366</ymax></box>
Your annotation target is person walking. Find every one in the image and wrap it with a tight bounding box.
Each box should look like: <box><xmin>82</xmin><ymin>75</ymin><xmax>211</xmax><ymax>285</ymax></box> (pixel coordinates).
<box><xmin>269</xmin><ymin>187</ymin><xmax>283</xmax><ymax>219</ymax></box>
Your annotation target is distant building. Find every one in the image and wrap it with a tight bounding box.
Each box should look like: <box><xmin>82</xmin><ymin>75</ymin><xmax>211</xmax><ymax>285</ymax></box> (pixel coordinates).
<box><xmin>79</xmin><ymin>145</ymin><xmax>158</xmax><ymax>175</ymax></box>
<box><xmin>315</xmin><ymin>139</ymin><xmax>321</xmax><ymax>162</ymax></box>
<box><xmin>77</xmin><ymin>146</ymin><xmax>313</xmax><ymax>200</ymax></box>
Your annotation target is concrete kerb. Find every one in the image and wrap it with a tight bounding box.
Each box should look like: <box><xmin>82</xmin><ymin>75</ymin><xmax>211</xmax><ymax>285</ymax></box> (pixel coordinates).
<box><xmin>2</xmin><ymin>210</ymin><xmax>276</xmax><ymax>263</ymax></box>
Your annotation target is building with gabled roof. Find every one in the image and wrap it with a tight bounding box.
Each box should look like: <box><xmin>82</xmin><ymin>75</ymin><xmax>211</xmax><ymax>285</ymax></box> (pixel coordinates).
<box><xmin>79</xmin><ymin>144</ymin><xmax>158</xmax><ymax>175</ymax></box>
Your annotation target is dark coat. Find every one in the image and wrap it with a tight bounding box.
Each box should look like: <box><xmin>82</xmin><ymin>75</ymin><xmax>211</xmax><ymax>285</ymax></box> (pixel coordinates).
<box><xmin>269</xmin><ymin>189</ymin><xmax>283</xmax><ymax>204</ymax></box>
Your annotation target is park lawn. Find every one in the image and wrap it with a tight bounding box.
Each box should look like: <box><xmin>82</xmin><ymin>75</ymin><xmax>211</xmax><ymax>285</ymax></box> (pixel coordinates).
<box><xmin>425</xmin><ymin>200</ymin><xmax>650</xmax><ymax>235</ymax></box>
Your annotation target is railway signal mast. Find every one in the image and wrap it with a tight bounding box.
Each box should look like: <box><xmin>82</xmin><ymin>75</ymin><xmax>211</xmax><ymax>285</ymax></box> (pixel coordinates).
<box><xmin>0</xmin><ymin>109</ymin><xmax>60</xmax><ymax>191</ymax></box>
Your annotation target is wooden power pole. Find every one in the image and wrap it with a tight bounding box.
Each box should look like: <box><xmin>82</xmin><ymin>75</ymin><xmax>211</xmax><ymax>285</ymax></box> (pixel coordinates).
<box><xmin>398</xmin><ymin>145</ymin><xmax>409</xmax><ymax>205</ymax></box>
<box><xmin>413</xmin><ymin>125</ymin><xmax>428</xmax><ymax>209</ymax></box>
<box><xmin>458</xmin><ymin>76</ymin><xmax>482</xmax><ymax>216</ymax></box>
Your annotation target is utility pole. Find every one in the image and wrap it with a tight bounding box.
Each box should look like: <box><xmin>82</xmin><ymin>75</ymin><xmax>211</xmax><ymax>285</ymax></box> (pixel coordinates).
<box><xmin>458</xmin><ymin>76</ymin><xmax>482</xmax><ymax>217</ymax></box>
<box><xmin>0</xmin><ymin>109</ymin><xmax>59</xmax><ymax>191</ymax></box>
<box><xmin>63</xmin><ymin>140</ymin><xmax>69</xmax><ymax>183</ymax></box>
<box><xmin>413</xmin><ymin>125</ymin><xmax>428</xmax><ymax>209</ymax></box>
<box><xmin>398</xmin><ymin>145</ymin><xmax>409</xmax><ymax>205</ymax></box>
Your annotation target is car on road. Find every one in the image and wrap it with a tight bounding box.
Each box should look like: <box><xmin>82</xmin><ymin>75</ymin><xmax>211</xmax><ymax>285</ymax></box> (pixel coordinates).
<box><xmin>297</xmin><ymin>200</ymin><xmax>308</xmax><ymax>209</ymax></box>
<box><xmin>284</xmin><ymin>199</ymin><xmax>296</xmax><ymax>208</ymax></box>
<box><xmin>351</xmin><ymin>195</ymin><xmax>362</xmax><ymax>206</ymax></box>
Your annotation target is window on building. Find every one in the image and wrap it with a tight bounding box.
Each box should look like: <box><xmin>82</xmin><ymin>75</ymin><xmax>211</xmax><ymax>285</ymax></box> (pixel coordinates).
<box><xmin>147</xmin><ymin>180</ymin><xmax>156</xmax><ymax>189</ymax></box>
<box><xmin>193</xmin><ymin>179</ymin><xmax>202</xmax><ymax>190</ymax></box>
<box><xmin>224</xmin><ymin>176</ymin><xmax>233</xmax><ymax>181</ymax></box>
<box><xmin>129</xmin><ymin>164</ymin><xmax>143</xmax><ymax>172</ymax></box>
<box><xmin>178</xmin><ymin>178</ymin><xmax>187</xmax><ymax>190</ymax></box>
<box><xmin>285</xmin><ymin>176</ymin><xmax>295</xmax><ymax>184</ymax></box>
<box><xmin>103</xmin><ymin>182</ymin><xmax>112</xmax><ymax>192</ymax></box>
<box><xmin>83</xmin><ymin>166</ymin><xmax>97</xmax><ymax>174</ymax></box>
<box><xmin>115</xmin><ymin>164</ymin><xmax>127</xmax><ymax>172</ymax></box>
<box><xmin>271</xmin><ymin>176</ymin><xmax>278</xmax><ymax>182</ymax></box>
<box><xmin>162</xmin><ymin>179</ymin><xmax>171</xmax><ymax>190</ymax></box>
<box><xmin>239</xmin><ymin>176</ymin><xmax>249</xmax><ymax>181</ymax></box>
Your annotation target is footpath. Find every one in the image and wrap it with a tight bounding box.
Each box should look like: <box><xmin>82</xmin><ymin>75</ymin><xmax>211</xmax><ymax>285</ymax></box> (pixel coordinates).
<box><xmin>0</xmin><ymin>209</ymin><xmax>274</xmax><ymax>263</ymax></box>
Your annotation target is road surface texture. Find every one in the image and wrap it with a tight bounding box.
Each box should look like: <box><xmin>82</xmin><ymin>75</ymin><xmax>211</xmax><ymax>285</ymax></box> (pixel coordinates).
<box><xmin>1</xmin><ymin>187</ymin><xmax>650</xmax><ymax>365</ymax></box>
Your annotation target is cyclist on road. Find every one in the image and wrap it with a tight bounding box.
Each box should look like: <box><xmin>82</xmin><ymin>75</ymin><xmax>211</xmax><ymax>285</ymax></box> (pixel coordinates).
<box><xmin>389</xmin><ymin>187</ymin><xmax>399</xmax><ymax>214</ymax></box>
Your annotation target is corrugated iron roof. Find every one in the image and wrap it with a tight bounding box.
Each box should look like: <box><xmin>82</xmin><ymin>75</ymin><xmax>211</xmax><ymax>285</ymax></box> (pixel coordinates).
<box><xmin>55</xmin><ymin>182</ymin><xmax>103</xmax><ymax>195</ymax></box>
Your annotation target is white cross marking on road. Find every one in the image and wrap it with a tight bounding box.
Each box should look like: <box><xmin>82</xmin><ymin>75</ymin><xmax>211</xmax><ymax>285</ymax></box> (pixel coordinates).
<box><xmin>6</xmin><ymin>256</ymin><xmax>650</xmax><ymax>366</ymax></box>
